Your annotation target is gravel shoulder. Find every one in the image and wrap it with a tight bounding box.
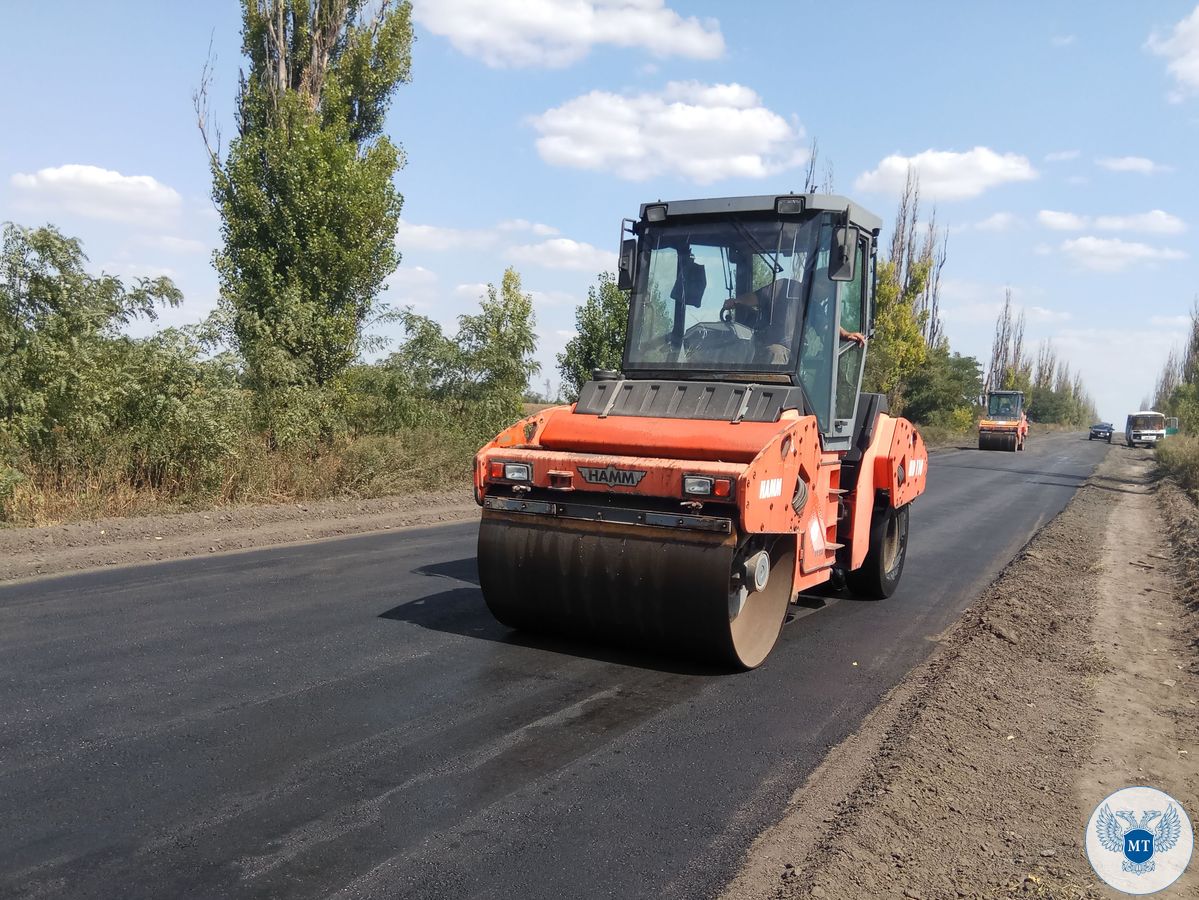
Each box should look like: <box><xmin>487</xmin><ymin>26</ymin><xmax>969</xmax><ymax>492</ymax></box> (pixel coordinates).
<box><xmin>0</xmin><ymin>487</ymin><xmax>478</xmax><ymax>584</ymax></box>
<box><xmin>721</xmin><ymin>446</ymin><xmax>1199</xmax><ymax>900</ymax></box>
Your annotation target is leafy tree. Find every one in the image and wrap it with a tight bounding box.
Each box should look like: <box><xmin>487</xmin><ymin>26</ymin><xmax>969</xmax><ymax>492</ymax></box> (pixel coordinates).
<box><xmin>556</xmin><ymin>272</ymin><xmax>630</xmax><ymax>400</ymax></box>
<box><xmin>902</xmin><ymin>342</ymin><xmax>982</xmax><ymax>427</ymax></box>
<box><xmin>388</xmin><ymin>267</ymin><xmax>540</xmax><ymax>436</ymax></box>
<box><xmin>0</xmin><ymin>223</ymin><xmax>181</xmax><ymax>462</ymax></box>
<box><xmin>198</xmin><ymin>0</ymin><xmax>413</xmax><ymax>440</ymax></box>
<box><xmin>862</xmin><ymin>258</ymin><xmax>928</xmax><ymax>409</ymax></box>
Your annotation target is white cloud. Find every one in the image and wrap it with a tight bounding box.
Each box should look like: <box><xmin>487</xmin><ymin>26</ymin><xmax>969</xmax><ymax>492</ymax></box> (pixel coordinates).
<box><xmin>1150</xmin><ymin>314</ymin><xmax>1193</xmax><ymax>327</ymax></box>
<box><xmin>412</xmin><ymin>0</ymin><xmax>724</xmax><ymax>68</ymax></box>
<box><xmin>1095</xmin><ymin>156</ymin><xmax>1171</xmax><ymax>174</ymax></box>
<box><xmin>395</xmin><ymin>220</ymin><xmax>496</xmax><ymax>252</ymax></box>
<box><xmin>1146</xmin><ymin>6</ymin><xmax>1199</xmax><ymax>100</ymax></box>
<box><xmin>97</xmin><ymin>261</ymin><xmax>178</xmax><ymax>280</ymax></box>
<box><xmin>1059</xmin><ymin>236</ymin><xmax>1187</xmax><ymax>271</ymax></box>
<box><xmin>11</xmin><ymin>164</ymin><xmax>181</xmax><ymax>224</ymax></box>
<box><xmin>529</xmin><ymin>289</ymin><xmax>580</xmax><ymax>307</ymax></box>
<box><xmin>1051</xmin><ymin>34</ymin><xmax>1076</xmax><ymax>47</ymax></box>
<box><xmin>396</xmin><ymin>218</ymin><xmax>578</xmax><ymax>253</ymax></box>
<box><xmin>497</xmin><ymin>219</ymin><xmax>559</xmax><ymax>236</ymax></box>
<box><xmin>853</xmin><ymin>147</ymin><xmax>1036</xmax><ymax>201</ymax></box>
<box><xmin>939</xmin><ymin>279</ymin><xmax>1066</xmax><ymax>325</ymax></box>
<box><xmin>965</xmin><ymin>212</ymin><xmax>1019</xmax><ymax>232</ymax></box>
<box><xmin>1094</xmin><ymin>210</ymin><xmax>1186</xmax><ymax>233</ymax></box>
<box><xmin>509</xmin><ymin>237</ymin><xmax>613</xmax><ymax>272</ymax></box>
<box><xmin>136</xmin><ymin>234</ymin><xmax>210</xmax><ymax>254</ymax></box>
<box><xmin>454</xmin><ymin>282</ymin><xmax>491</xmax><ymax>301</ymax></box>
<box><xmin>386</xmin><ymin>264</ymin><xmax>441</xmax><ymax>309</ymax></box>
<box><xmin>531</xmin><ymin>81</ymin><xmax>806</xmax><ymax>184</ymax></box>
<box><xmin>1038</xmin><ymin>209</ymin><xmax>1186</xmax><ymax>234</ymax></box>
<box><xmin>1038</xmin><ymin>210</ymin><xmax>1089</xmax><ymax>231</ymax></box>
<box><xmin>1044</xmin><ymin>149</ymin><xmax>1080</xmax><ymax>162</ymax></box>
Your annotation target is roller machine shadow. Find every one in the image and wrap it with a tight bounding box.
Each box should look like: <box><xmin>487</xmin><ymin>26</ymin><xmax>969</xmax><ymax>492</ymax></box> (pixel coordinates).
<box><xmin>474</xmin><ymin>194</ymin><xmax>929</xmax><ymax>669</ymax></box>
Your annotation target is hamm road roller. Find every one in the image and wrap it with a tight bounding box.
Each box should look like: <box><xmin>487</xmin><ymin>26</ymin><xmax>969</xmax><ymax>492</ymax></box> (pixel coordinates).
<box><xmin>978</xmin><ymin>389</ymin><xmax>1027</xmax><ymax>451</ymax></box>
<box><xmin>475</xmin><ymin>194</ymin><xmax>928</xmax><ymax>669</ymax></box>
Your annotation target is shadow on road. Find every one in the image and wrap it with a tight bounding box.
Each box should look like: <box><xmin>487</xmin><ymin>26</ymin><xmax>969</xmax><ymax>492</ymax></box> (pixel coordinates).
<box><xmin>379</xmin><ymin>586</ymin><xmax>730</xmax><ymax>676</ymax></box>
<box><xmin>413</xmin><ymin>557</ymin><xmax>479</xmax><ymax>585</ymax></box>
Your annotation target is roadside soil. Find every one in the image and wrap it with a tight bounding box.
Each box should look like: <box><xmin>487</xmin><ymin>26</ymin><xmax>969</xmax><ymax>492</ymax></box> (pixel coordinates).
<box><xmin>722</xmin><ymin>446</ymin><xmax>1199</xmax><ymax>900</ymax></box>
<box><xmin>0</xmin><ymin>487</ymin><xmax>477</xmax><ymax>584</ymax></box>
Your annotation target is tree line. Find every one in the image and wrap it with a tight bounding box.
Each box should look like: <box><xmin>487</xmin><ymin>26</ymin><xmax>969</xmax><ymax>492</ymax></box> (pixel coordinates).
<box><xmin>1</xmin><ymin>1</ymin><xmax>539</xmax><ymax>524</ymax></box>
<box><xmin>1153</xmin><ymin>299</ymin><xmax>1199</xmax><ymax>426</ymax></box>
<box><xmin>1</xmin><ymin>1</ymin><xmax>1098</xmax><ymax>525</ymax></box>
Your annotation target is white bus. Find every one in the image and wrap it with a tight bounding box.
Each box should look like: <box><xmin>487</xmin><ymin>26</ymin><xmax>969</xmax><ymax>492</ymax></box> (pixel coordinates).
<box><xmin>1125</xmin><ymin>410</ymin><xmax>1166</xmax><ymax>448</ymax></box>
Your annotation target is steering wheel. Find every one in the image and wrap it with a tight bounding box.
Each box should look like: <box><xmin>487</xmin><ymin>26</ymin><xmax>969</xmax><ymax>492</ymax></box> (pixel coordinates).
<box><xmin>681</xmin><ymin>321</ymin><xmax>733</xmax><ymax>354</ymax></box>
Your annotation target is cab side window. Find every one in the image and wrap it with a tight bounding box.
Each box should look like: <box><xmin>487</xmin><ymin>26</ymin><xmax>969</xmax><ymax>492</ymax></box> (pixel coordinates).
<box><xmin>833</xmin><ymin>243</ymin><xmax>868</xmax><ymax>421</ymax></box>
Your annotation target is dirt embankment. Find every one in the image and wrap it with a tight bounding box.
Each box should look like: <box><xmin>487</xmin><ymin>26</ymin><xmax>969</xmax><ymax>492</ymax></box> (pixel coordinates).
<box><xmin>723</xmin><ymin>447</ymin><xmax>1198</xmax><ymax>900</ymax></box>
<box><xmin>0</xmin><ymin>488</ymin><xmax>478</xmax><ymax>584</ymax></box>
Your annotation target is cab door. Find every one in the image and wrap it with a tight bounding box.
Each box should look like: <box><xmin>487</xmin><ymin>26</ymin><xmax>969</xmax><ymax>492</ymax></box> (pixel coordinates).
<box><xmin>825</xmin><ymin>239</ymin><xmax>871</xmax><ymax>452</ymax></box>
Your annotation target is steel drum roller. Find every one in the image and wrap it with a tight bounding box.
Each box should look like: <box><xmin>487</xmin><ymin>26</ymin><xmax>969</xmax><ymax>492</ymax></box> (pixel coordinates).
<box><xmin>478</xmin><ymin>510</ymin><xmax>794</xmax><ymax>668</ymax></box>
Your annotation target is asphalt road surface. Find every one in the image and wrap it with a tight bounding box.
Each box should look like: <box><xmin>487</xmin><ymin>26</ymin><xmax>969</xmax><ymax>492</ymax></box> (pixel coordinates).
<box><xmin>0</xmin><ymin>432</ymin><xmax>1110</xmax><ymax>900</ymax></box>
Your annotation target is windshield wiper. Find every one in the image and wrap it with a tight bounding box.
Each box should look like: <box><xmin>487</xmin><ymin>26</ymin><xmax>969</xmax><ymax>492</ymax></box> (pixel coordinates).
<box><xmin>728</xmin><ymin>218</ymin><xmax>782</xmax><ymax>274</ymax></box>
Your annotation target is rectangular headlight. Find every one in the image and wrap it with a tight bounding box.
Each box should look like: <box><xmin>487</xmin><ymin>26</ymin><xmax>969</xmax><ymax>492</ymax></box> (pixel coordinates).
<box><xmin>683</xmin><ymin>475</ymin><xmax>713</xmax><ymax>495</ymax></box>
<box><xmin>644</xmin><ymin>204</ymin><xmax>667</xmax><ymax>222</ymax></box>
<box><xmin>503</xmin><ymin>463</ymin><xmax>531</xmax><ymax>481</ymax></box>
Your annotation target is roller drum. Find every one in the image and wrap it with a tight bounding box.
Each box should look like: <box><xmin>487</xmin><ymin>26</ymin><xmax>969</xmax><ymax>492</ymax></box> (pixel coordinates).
<box><xmin>478</xmin><ymin>510</ymin><xmax>794</xmax><ymax>669</ymax></box>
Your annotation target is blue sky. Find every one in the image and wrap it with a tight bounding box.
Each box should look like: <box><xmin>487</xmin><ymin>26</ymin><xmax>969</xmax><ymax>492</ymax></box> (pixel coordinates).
<box><xmin>3</xmin><ymin>1</ymin><xmax>1199</xmax><ymax>421</ymax></box>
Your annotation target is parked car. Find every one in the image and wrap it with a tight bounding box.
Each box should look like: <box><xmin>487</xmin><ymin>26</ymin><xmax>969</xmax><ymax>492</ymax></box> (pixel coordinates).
<box><xmin>1089</xmin><ymin>422</ymin><xmax>1114</xmax><ymax>442</ymax></box>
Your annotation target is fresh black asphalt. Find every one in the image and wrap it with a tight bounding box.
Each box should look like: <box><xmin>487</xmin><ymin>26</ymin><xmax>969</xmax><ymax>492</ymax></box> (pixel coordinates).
<box><xmin>0</xmin><ymin>432</ymin><xmax>1110</xmax><ymax>899</ymax></box>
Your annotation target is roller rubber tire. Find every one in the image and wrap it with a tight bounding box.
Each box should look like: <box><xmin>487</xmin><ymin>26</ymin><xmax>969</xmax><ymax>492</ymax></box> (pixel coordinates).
<box><xmin>846</xmin><ymin>503</ymin><xmax>909</xmax><ymax>600</ymax></box>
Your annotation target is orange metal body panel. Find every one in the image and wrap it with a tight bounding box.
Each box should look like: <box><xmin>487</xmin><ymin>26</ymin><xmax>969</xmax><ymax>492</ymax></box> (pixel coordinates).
<box><xmin>538</xmin><ymin>410</ymin><xmax>794</xmax><ymax>463</ymax></box>
<box><xmin>978</xmin><ymin>414</ymin><xmax>1028</xmax><ymax>440</ymax></box>
<box><xmin>841</xmin><ymin>414</ymin><xmax>929</xmax><ymax>570</ymax></box>
<box><xmin>475</xmin><ymin>404</ymin><xmax>928</xmax><ymax>594</ymax></box>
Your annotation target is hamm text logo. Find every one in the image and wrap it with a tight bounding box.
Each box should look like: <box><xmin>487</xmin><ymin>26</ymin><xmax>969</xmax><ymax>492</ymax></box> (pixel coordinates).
<box><xmin>758</xmin><ymin>478</ymin><xmax>783</xmax><ymax>499</ymax></box>
<box><xmin>578</xmin><ymin>466</ymin><xmax>647</xmax><ymax>487</ymax></box>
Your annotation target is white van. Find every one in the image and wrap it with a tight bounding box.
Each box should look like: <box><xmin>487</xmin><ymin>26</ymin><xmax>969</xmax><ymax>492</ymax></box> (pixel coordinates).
<box><xmin>1125</xmin><ymin>410</ymin><xmax>1166</xmax><ymax>448</ymax></box>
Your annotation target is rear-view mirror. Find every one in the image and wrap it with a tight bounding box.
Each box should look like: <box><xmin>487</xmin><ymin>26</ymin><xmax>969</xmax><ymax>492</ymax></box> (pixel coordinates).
<box><xmin>617</xmin><ymin>238</ymin><xmax>637</xmax><ymax>291</ymax></box>
<box><xmin>830</xmin><ymin>226</ymin><xmax>859</xmax><ymax>281</ymax></box>
<box><xmin>671</xmin><ymin>256</ymin><xmax>707</xmax><ymax>307</ymax></box>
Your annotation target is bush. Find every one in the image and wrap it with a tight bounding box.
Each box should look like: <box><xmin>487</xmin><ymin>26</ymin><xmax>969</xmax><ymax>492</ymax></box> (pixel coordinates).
<box><xmin>1158</xmin><ymin>435</ymin><xmax>1199</xmax><ymax>494</ymax></box>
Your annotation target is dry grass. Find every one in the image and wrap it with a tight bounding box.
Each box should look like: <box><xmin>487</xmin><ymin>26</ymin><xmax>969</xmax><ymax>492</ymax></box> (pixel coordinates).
<box><xmin>1157</xmin><ymin>434</ymin><xmax>1199</xmax><ymax>494</ymax></box>
<box><xmin>1</xmin><ymin>429</ymin><xmax>479</xmax><ymax>528</ymax></box>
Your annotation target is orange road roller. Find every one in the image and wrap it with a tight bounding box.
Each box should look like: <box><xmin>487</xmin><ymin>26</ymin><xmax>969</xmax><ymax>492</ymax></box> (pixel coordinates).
<box><xmin>474</xmin><ymin>194</ymin><xmax>929</xmax><ymax>669</ymax></box>
<box><xmin>978</xmin><ymin>390</ymin><xmax>1028</xmax><ymax>452</ymax></box>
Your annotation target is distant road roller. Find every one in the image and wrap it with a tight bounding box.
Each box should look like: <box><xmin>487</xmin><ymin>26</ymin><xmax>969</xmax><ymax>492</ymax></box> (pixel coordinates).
<box><xmin>977</xmin><ymin>390</ymin><xmax>1028</xmax><ymax>452</ymax></box>
<box><xmin>474</xmin><ymin>194</ymin><xmax>929</xmax><ymax>669</ymax></box>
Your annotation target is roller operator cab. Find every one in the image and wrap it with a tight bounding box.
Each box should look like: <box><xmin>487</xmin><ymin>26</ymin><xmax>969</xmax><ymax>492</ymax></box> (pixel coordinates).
<box><xmin>474</xmin><ymin>195</ymin><xmax>929</xmax><ymax>669</ymax></box>
<box><xmin>978</xmin><ymin>390</ymin><xmax>1028</xmax><ymax>452</ymax></box>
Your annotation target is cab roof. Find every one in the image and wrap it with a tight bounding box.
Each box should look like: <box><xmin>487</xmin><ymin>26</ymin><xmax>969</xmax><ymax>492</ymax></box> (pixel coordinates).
<box><xmin>638</xmin><ymin>193</ymin><xmax>883</xmax><ymax>235</ymax></box>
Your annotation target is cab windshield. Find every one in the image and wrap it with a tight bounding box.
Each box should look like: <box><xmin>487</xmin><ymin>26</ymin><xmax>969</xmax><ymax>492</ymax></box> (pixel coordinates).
<box><xmin>987</xmin><ymin>394</ymin><xmax>1022</xmax><ymax>418</ymax></box>
<box><xmin>625</xmin><ymin>215</ymin><xmax>834</xmax><ymax>373</ymax></box>
<box><xmin>625</xmin><ymin>214</ymin><xmax>856</xmax><ymax>429</ymax></box>
<box><xmin>1129</xmin><ymin>414</ymin><xmax>1164</xmax><ymax>430</ymax></box>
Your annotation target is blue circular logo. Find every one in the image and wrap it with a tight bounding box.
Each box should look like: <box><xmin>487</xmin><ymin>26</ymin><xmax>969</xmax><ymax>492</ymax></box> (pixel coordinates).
<box><xmin>1086</xmin><ymin>786</ymin><xmax>1193</xmax><ymax>894</ymax></box>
